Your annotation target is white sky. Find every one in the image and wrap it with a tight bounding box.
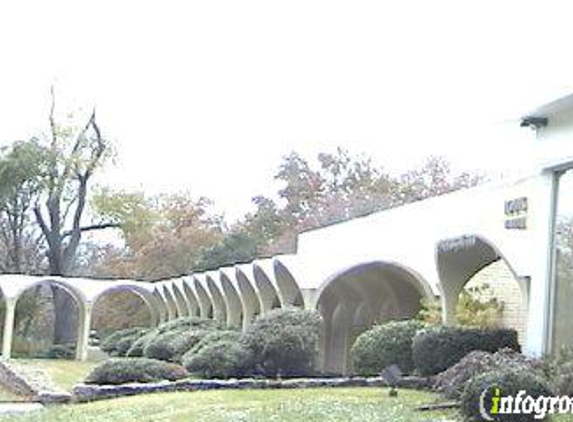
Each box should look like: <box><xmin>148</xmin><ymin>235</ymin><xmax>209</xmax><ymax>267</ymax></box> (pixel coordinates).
<box><xmin>1</xmin><ymin>1</ymin><xmax>573</xmax><ymax>221</ymax></box>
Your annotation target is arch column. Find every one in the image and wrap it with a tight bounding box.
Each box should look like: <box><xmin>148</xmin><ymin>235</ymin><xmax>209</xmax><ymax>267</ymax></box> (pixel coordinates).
<box><xmin>441</xmin><ymin>286</ymin><xmax>461</xmax><ymax>326</ymax></box>
<box><xmin>2</xmin><ymin>298</ymin><xmax>16</xmax><ymax>359</ymax></box>
<box><xmin>76</xmin><ymin>302</ymin><xmax>93</xmax><ymax>361</ymax></box>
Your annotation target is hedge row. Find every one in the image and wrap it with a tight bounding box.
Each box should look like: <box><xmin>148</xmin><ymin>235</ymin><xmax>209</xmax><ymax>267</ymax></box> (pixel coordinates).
<box><xmin>412</xmin><ymin>326</ymin><xmax>520</xmax><ymax>376</ymax></box>
<box><xmin>89</xmin><ymin>309</ymin><xmax>323</xmax><ymax>384</ymax></box>
<box><xmin>350</xmin><ymin>322</ymin><xmax>521</xmax><ymax>377</ymax></box>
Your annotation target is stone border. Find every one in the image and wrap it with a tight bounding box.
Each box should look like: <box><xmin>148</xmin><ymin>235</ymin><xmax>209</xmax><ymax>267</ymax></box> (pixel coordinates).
<box><xmin>73</xmin><ymin>375</ymin><xmax>431</xmax><ymax>402</ymax></box>
<box><xmin>0</xmin><ymin>360</ymin><xmax>71</xmax><ymax>404</ymax></box>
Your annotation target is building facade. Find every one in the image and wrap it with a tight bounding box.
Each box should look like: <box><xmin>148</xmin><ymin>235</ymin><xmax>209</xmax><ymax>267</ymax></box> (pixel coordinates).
<box><xmin>1</xmin><ymin>93</ymin><xmax>573</xmax><ymax>374</ymax></box>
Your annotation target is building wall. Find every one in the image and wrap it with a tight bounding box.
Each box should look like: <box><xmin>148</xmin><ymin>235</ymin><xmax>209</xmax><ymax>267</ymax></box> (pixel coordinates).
<box><xmin>466</xmin><ymin>259</ymin><xmax>528</xmax><ymax>344</ymax></box>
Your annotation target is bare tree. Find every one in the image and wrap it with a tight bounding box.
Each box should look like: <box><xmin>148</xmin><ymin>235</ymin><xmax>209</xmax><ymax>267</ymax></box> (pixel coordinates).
<box><xmin>32</xmin><ymin>88</ymin><xmax>117</xmax><ymax>343</ymax></box>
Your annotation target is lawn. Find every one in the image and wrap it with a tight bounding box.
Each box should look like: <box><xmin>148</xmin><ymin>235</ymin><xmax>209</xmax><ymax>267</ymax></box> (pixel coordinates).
<box><xmin>1</xmin><ymin>388</ymin><xmax>459</xmax><ymax>421</ymax></box>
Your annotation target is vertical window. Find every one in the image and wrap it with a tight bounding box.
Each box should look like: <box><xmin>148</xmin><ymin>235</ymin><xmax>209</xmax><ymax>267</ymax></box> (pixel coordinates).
<box><xmin>552</xmin><ymin>169</ymin><xmax>573</xmax><ymax>351</ymax></box>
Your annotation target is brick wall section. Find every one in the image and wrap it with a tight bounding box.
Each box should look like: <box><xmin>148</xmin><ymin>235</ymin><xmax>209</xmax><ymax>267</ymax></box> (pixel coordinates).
<box><xmin>466</xmin><ymin>260</ymin><xmax>528</xmax><ymax>344</ymax></box>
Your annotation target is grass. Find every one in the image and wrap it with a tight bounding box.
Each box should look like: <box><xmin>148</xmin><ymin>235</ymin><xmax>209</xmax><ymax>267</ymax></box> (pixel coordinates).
<box><xmin>0</xmin><ymin>388</ymin><xmax>459</xmax><ymax>421</ymax></box>
<box><xmin>17</xmin><ymin>359</ymin><xmax>98</xmax><ymax>392</ymax></box>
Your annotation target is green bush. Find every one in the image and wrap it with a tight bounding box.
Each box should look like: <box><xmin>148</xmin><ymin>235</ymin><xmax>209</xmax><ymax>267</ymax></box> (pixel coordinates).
<box><xmin>241</xmin><ymin>308</ymin><xmax>322</xmax><ymax>377</ymax></box>
<box><xmin>85</xmin><ymin>358</ymin><xmax>188</xmax><ymax>385</ymax></box>
<box><xmin>144</xmin><ymin>329</ymin><xmax>210</xmax><ymax>362</ymax></box>
<box><xmin>417</xmin><ymin>284</ymin><xmax>503</xmax><ymax>328</ymax></box>
<box><xmin>350</xmin><ymin>320</ymin><xmax>425</xmax><ymax>376</ymax></box>
<box><xmin>183</xmin><ymin>338</ymin><xmax>252</xmax><ymax>378</ymax></box>
<box><xmin>434</xmin><ymin>348</ymin><xmax>546</xmax><ymax>400</ymax></box>
<box><xmin>100</xmin><ymin>327</ymin><xmax>149</xmax><ymax>357</ymax></box>
<box><xmin>541</xmin><ymin>347</ymin><xmax>573</xmax><ymax>396</ymax></box>
<box><xmin>126</xmin><ymin>330</ymin><xmax>158</xmax><ymax>357</ymax></box>
<box><xmin>460</xmin><ymin>369</ymin><xmax>551</xmax><ymax>421</ymax></box>
<box><xmin>186</xmin><ymin>330</ymin><xmax>241</xmax><ymax>356</ymax></box>
<box><xmin>412</xmin><ymin>326</ymin><xmax>520</xmax><ymax>376</ymax></box>
<box><xmin>156</xmin><ymin>317</ymin><xmax>220</xmax><ymax>334</ymax></box>
<box><xmin>34</xmin><ymin>344</ymin><xmax>76</xmax><ymax>360</ymax></box>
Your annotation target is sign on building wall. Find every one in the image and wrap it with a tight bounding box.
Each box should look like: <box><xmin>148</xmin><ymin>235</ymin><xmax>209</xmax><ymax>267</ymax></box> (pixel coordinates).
<box><xmin>504</xmin><ymin>197</ymin><xmax>528</xmax><ymax>230</ymax></box>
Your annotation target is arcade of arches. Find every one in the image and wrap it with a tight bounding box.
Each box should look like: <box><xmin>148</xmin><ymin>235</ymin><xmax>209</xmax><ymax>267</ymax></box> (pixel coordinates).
<box><xmin>0</xmin><ymin>240</ymin><xmax>528</xmax><ymax>377</ymax></box>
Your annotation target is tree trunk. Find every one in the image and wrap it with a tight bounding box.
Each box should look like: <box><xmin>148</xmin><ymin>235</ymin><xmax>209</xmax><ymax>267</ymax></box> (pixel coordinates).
<box><xmin>51</xmin><ymin>287</ymin><xmax>78</xmax><ymax>345</ymax></box>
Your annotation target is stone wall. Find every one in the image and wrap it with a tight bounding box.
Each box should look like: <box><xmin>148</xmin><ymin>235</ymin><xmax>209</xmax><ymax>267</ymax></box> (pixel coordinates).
<box><xmin>0</xmin><ymin>360</ymin><xmax>71</xmax><ymax>403</ymax></box>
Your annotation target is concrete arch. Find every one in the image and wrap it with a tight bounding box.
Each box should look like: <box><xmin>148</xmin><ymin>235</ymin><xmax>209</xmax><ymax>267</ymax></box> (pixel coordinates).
<box><xmin>10</xmin><ymin>279</ymin><xmax>87</xmax><ymax>361</ymax></box>
<box><xmin>273</xmin><ymin>258</ymin><xmax>305</xmax><ymax>308</ymax></box>
<box><xmin>316</xmin><ymin>261</ymin><xmax>433</xmax><ymax>375</ymax></box>
<box><xmin>218</xmin><ymin>269</ymin><xmax>244</xmax><ymax>329</ymax></box>
<box><xmin>161</xmin><ymin>285</ymin><xmax>179</xmax><ymax>320</ymax></box>
<box><xmin>152</xmin><ymin>289</ymin><xmax>169</xmax><ymax>324</ymax></box>
<box><xmin>436</xmin><ymin>234</ymin><xmax>528</xmax><ymax>335</ymax></box>
<box><xmin>205</xmin><ymin>273</ymin><xmax>227</xmax><ymax>324</ymax></box>
<box><xmin>181</xmin><ymin>277</ymin><xmax>201</xmax><ymax>317</ymax></box>
<box><xmin>13</xmin><ymin>278</ymin><xmax>87</xmax><ymax>309</ymax></box>
<box><xmin>191</xmin><ymin>275</ymin><xmax>214</xmax><ymax>319</ymax></box>
<box><xmin>252</xmin><ymin>263</ymin><xmax>281</xmax><ymax>313</ymax></box>
<box><xmin>235</xmin><ymin>266</ymin><xmax>262</xmax><ymax>330</ymax></box>
<box><xmin>92</xmin><ymin>284</ymin><xmax>159</xmax><ymax>327</ymax></box>
<box><xmin>170</xmin><ymin>282</ymin><xmax>191</xmax><ymax>318</ymax></box>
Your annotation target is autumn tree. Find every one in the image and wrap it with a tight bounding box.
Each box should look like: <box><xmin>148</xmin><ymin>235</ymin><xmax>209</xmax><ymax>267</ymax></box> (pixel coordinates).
<box><xmin>0</xmin><ymin>140</ymin><xmax>46</xmax><ymax>273</ymax></box>
<box><xmin>234</xmin><ymin>149</ymin><xmax>483</xmax><ymax>258</ymax></box>
<box><xmin>91</xmin><ymin>190</ymin><xmax>223</xmax><ymax>280</ymax></box>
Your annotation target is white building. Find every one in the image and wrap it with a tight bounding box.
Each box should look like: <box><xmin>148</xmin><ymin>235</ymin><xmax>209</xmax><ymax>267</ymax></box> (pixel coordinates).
<box><xmin>1</xmin><ymin>92</ymin><xmax>573</xmax><ymax>374</ymax></box>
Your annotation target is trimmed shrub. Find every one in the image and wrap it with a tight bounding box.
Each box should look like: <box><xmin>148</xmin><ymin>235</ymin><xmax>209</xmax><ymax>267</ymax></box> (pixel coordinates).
<box><xmin>186</xmin><ymin>330</ymin><xmax>241</xmax><ymax>357</ymax></box>
<box><xmin>350</xmin><ymin>320</ymin><xmax>425</xmax><ymax>375</ymax></box>
<box><xmin>412</xmin><ymin>326</ymin><xmax>520</xmax><ymax>376</ymax></box>
<box><xmin>434</xmin><ymin>348</ymin><xmax>546</xmax><ymax>400</ymax></box>
<box><xmin>460</xmin><ymin>369</ymin><xmax>552</xmax><ymax>421</ymax></box>
<box><xmin>100</xmin><ymin>327</ymin><xmax>149</xmax><ymax>357</ymax></box>
<box><xmin>241</xmin><ymin>308</ymin><xmax>322</xmax><ymax>377</ymax></box>
<box><xmin>541</xmin><ymin>348</ymin><xmax>573</xmax><ymax>396</ymax></box>
<box><xmin>144</xmin><ymin>329</ymin><xmax>210</xmax><ymax>362</ymax></box>
<box><xmin>551</xmin><ymin>362</ymin><xmax>573</xmax><ymax>397</ymax></box>
<box><xmin>126</xmin><ymin>330</ymin><xmax>158</xmax><ymax>357</ymax></box>
<box><xmin>156</xmin><ymin>317</ymin><xmax>220</xmax><ymax>334</ymax></box>
<box><xmin>85</xmin><ymin>358</ymin><xmax>188</xmax><ymax>385</ymax></box>
<box><xmin>183</xmin><ymin>339</ymin><xmax>252</xmax><ymax>378</ymax></box>
<box><xmin>34</xmin><ymin>344</ymin><xmax>76</xmax><ymax>360</ymax></box>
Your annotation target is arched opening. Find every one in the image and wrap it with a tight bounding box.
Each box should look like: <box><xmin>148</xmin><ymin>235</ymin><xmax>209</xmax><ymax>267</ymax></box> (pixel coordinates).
<box><xmin>192</xmin><ymin>276</ymin><xmax>213</xmax><ymax>319</ymax></box>
<box><xmin>273</xmin><ymin>259</ymin><xmax>304</xmax><ymax>308</ymax></box>
<box><xmin>91</xmin><ymin>287</ymin><xmax>153</xmax><ymax>341</ymax></box>
<box><xmin>219</xmin><ymin>273</ymin><xmax>243</xmax><ymax>329</ymax></box>
<box><xmin>12</xmin><ymin>280</ymin><xmax>84</xmax><ymax>359</ymax></box>
<box><xmin>206</xmin><ymin>275</ymin><xmax>227</xmax><ymax>324</ymax></box>
<box><xmin>152</xmin><ymin>290</ymin><xmax>169</xmax><ymax>323</ymax></box>
<box><xmin>182</xmin><ymin>279</ymin><xmax>200</xmax><ymax>317</ymax></box>
<box><xmin>235</xmin><ymin>267</ymin><xmax>261</xmax><ymax>330</ymax></box>
<box><xmin>162</xmin><ymin>285</ymin><xmax>179</xmax><ymax>320</ymax></box>
<box><xmin>253</xmin><ymin>265</ymin><xmax>281</xmax><ymax>313</ymax></box>
<box><xmin>316</xmin><ymin>261</ymin><xmax>432</xmax><ymax>375</ymax></box>
<box><xmin>171</xmin><ymin>284</ymin><xmax>191</xmax><ymax>318</ymax></box>
<box><xmin>436</xmin><ymin>235</ymin><xmax>528</xmax><ymax>345</ymax></box>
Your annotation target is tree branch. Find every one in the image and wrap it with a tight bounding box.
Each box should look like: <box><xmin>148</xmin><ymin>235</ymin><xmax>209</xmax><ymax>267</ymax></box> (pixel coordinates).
<box><xmin>61</xmin><ymin>222</ymin><xmax>120</xmax><ymax>239</ymax></box>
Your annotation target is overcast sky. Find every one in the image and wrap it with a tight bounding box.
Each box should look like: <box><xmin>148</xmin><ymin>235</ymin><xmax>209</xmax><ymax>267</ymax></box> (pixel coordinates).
<box><xmin>1</xmin><ymin>1</ymin><xmax>573</xmax><ymax>220</ymax></box>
